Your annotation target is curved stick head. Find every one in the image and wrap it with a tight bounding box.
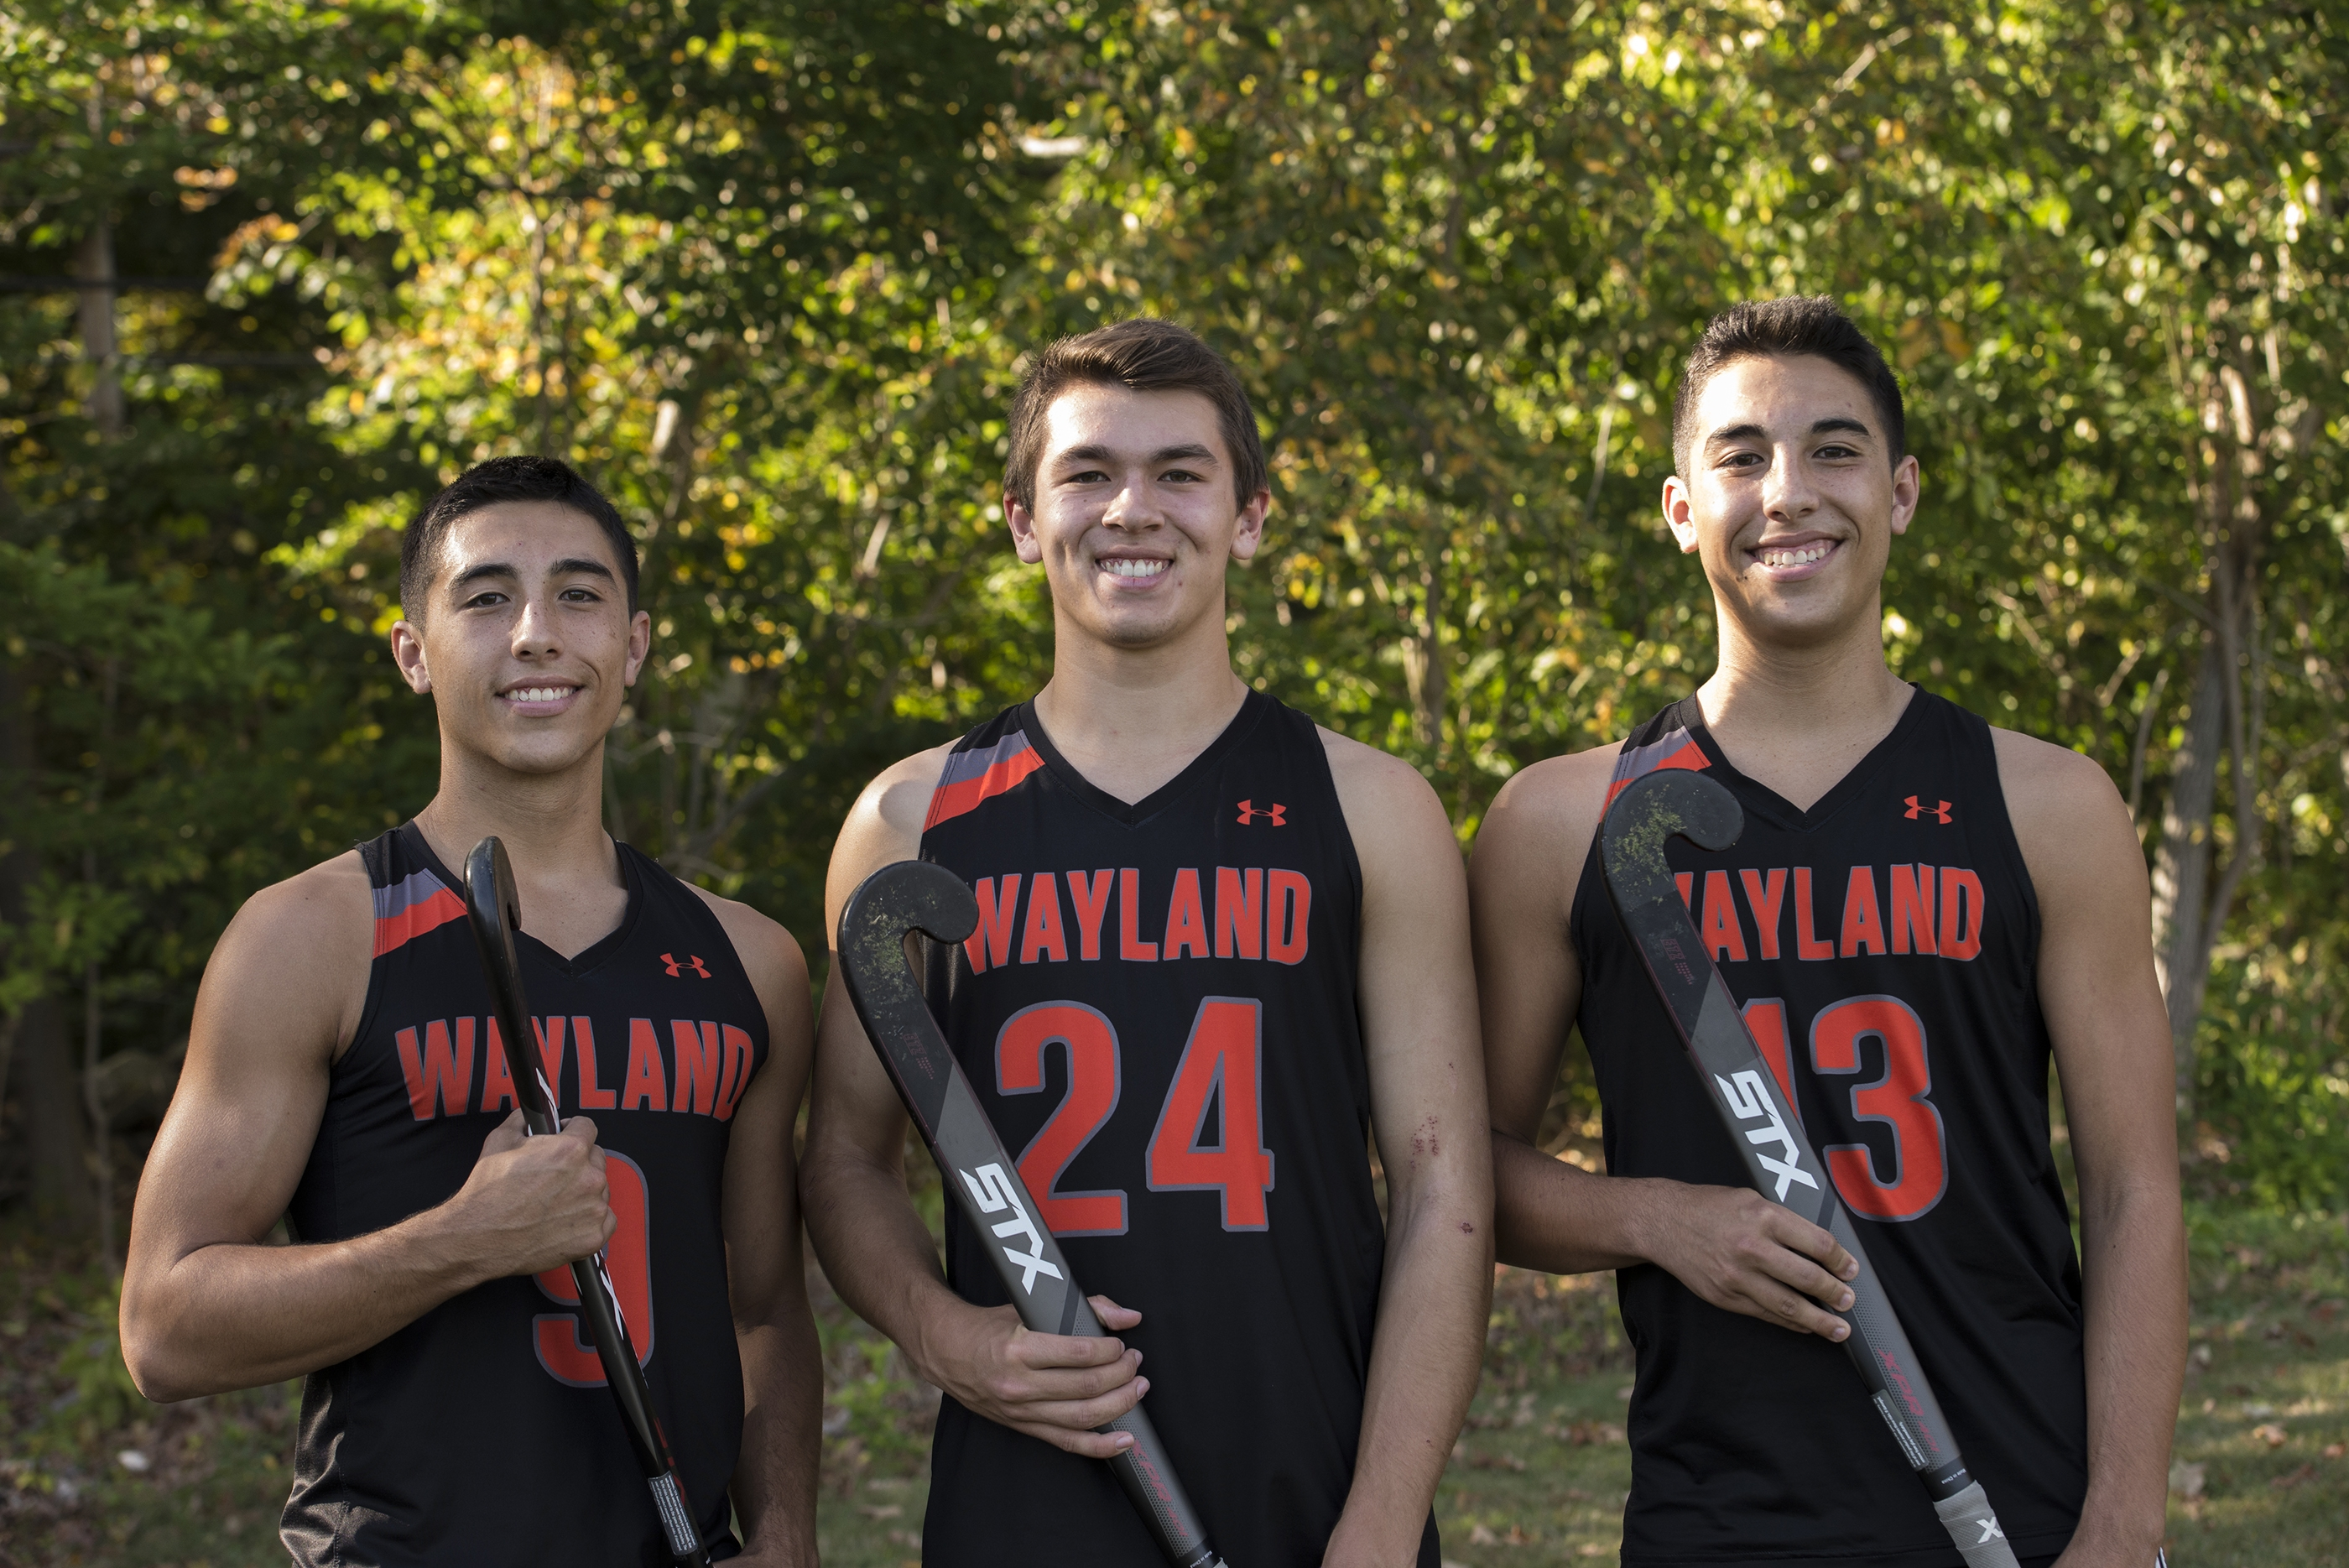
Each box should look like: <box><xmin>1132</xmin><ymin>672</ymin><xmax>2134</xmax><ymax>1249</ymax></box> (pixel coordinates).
<box><xmin>461</xmin><ymin>835</ymin><xmax>555</xmax><ymax>1128</ymax></box>
<box><xmin>839</xmin><ymin>860</ymin><xmax>980</xmax><ymax>965</ymax></box>
<box><xmin>1598</xmin><ymin>769</ymin><xmax>1744</xmax><ymax>909</ymax></box>
<box><xmin>836</xmin><ymin>861</ymin><xmax>980</xmax><ymax>1133</ymax></box>
<box><xmin>463</xmin><ymin>835</ymin><xmax>523</xmax><ymax>949</ymax></box>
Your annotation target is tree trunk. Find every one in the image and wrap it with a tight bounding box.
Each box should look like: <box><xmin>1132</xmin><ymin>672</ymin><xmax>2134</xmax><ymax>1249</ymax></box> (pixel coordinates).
<box><xmin>0</xmin><ymin>661</ymin><xmax>93</xmax><ymax>1231</ymax></box>
<box><xmin>74</xmin><ymin>221</ymin><xmax>123</xmax><ymax>440</ymax></box>
<box><xmin>2148</xmin><ymin>638</ymin><xmax>2225</xmax><ymax>1110</ymax></box>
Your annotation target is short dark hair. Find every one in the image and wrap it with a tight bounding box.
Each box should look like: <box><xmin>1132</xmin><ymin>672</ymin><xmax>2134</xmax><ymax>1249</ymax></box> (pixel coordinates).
<box><xmin>1004</xmin><ymin>318</ymin><xmax>1268</xmax><ymax>515</ymax></box>
<box><xmin>1671</xmin><ymin>296</ymin><xmax>1906</xmax><ymax>477</ymax></box>
<box><xmin>399</xmin><ymin>456</ymin><xmax>640</xmax><ymax>618</ymax></box>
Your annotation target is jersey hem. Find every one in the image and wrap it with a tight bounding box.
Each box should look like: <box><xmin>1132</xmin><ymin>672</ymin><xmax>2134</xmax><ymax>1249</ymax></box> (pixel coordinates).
<box><xmin>1620</xmin><ymin>1524</ymin><xmax>2075</xmax><ymax>1567</ymax></box>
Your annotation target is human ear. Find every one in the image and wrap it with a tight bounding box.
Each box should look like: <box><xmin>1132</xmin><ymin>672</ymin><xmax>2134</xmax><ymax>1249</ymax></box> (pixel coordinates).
<box><xmin>390</xmin><ymin>620</ymin><xmax>433</xmax><ymax>695</ymax></box>
<box><xmin>1228</xmin><ymin>487</ymin><xmax>1271</xmax><ymax>564</ymax></box>
<box><xmin>1005</xmin><ymin>492</ymin><xmax>1044</xmax><ymax>565</ymax></box>
<box><xmin>623</xmin><ymin>609</ymin><xmax>652</xmax><ymax>685</ymax></box>
<box><xmin>1888</xmin><ymin>454</ymin><xmax>1922</xmax><ymax>536</ymax></box>
<box><xmin>1661</xmin><ymin>476</ymin><xmax>1701</xmax><ymax>555</ymax></box>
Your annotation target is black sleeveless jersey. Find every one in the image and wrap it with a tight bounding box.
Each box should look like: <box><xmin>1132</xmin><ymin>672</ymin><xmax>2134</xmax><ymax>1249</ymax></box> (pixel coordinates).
<box><xmin>280</xmin><ymin>821</ymin><xmax>768</xmax><ymax>1566</ymax></box>
<box><xmin>1569</xmin><ymin>691</ymin><xmax>2086</xmax><ymax>1566</ymax></box>
<box><xmin>914</xmin><ymin>690</ymin><xmax>1440</xmax><ymax>1568</ymax></box>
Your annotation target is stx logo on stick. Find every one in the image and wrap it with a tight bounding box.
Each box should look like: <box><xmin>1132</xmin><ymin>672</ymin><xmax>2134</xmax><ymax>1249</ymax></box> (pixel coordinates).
<box><xmin>1234</xmin><ymin>799</ymin><xmax>1286</xmax><ymax>826</ymax></box>
<box><xmin>1714</xmin><ymin>1069</ymin><xmax>1820</xmax><ymax>1201</ymax></box>
<box><xmin>959</xmin><ymin>1163</ymin><xmax>1063</xmax><ymax>1295</ymax></box>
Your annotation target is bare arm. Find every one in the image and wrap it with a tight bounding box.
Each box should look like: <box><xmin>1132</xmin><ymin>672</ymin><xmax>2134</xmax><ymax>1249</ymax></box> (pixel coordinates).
<box><xmin>120</xmin><ymin>854</ymin><xmax>617</xmax><ymax>1400</ymax></box>
<box><xmin>1320</xmin><ymin>737</ymin><xmax>1494</xmax><ymax>1567</ymax></box>
<box><xmin>1995</xmin><ymin>732</ymin><xmax>2186</xmax><ymax>1568</ymax></box>
<box><xmin>1471</xmin><ymin>748</ymin><xmax>1856</xmax><ymax>1340</ymax></box>
<box><xmin>799</xmin><ymin>748</ymin><xmax>1148</xmax><ymax>1460</ymax></box>
<box><xmin>695</xmin><ymin>891</ymin><xmax>822</xmax><ymax>1566</ymax></box>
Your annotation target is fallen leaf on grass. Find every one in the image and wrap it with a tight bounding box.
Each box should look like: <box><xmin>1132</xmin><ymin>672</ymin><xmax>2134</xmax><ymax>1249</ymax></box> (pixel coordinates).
<box><xmin>2270</xmin><ymin>1462</ymin><xmax>2316</xmax><ymax>1490</ymax></box>
<box><xmin>1469</xmin><ymin>1524</ymin><xmax>1498</xmax><ymax>1545</ymax></box>
<box><xmin>2324</xmin><ymin>1443</ymin><xmax>2345</xmax><ymax>1460</ymax></box>
<box><xmin>1468</xmin><ymin>1451</ymin><xmax>1529</xmax><ymax>1472</ymax></box>
<box><xmin>861</xmin><ymin>1503</ymin><xmax>903</xmax><ymax>1519</ymax></box>
<box><xmin>2253</xmin><ymin>1423</ymin><xmax>2289</xmax><ymax>1448</ymax></box>
<box><xmin>2169</xmin><ymin>1460</ymin><xmax>2205</xmax><ymax>1500</ymax></box>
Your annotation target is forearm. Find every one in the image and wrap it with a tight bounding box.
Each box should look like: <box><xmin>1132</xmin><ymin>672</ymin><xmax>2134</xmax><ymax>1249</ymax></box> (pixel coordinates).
<box><xmin>801</xmin><ymin>1147</ymin><xmax>962</xmax><ymax>1375</ymax></box>
<box><xmin>1327</xmin><ymin>1174</ymin><xmax>1493</xmax><ymax>1565</ymax></box>
<box><xmin>2067</xmin><ymin>1180</ymin><xmax>2188</xmax><ymax>1558</ymax></box>
<box><xmin>1492</xmin><ymin>1130</ymin><xmax>1670</xmax><ymax>1274</ymax></box>
<box><xmin>732</xmin><ymin>1302</ymin><xmax>823</xmax><ymax>1564</ymax></box>
<box><xmin>122</xmin><ymin>1213</ymin><xmax>489</xmax><ymax>1400</ymax></box>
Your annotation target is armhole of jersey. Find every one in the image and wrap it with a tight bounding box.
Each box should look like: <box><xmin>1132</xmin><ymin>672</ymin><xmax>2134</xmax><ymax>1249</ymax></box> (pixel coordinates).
<box><xmin>1300</xmin><ymin>713</ymin><xmax>1367</xmax><ymax>951</ymax></box>
<box><xmin>337</xmin><ymin>836</ymin><xmax>393</xmax><ymax>1071</ymax></box>
<box><xmin>913</xmin><ymin>742</ymin><xmax>958</xmax><ymax>861</ymax></box>
<box><xmin>1564</xmin><ymin>739</ymin><xmax>1631</xmax><ymax>980</ymax></box>
<box><xmin>1962</xmin><ymin>702</ymin><xmax>2046</xmax><ymax>974</ymax></box>
<box><xmin>626</xmin><ymin>844</ymin><xmax>760</xmax><ymax>997</ymax></box>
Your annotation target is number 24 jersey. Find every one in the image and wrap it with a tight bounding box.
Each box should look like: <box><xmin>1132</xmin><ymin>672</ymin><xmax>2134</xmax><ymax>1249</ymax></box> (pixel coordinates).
<box><xmin>916</xmin><ymin>690</ymin><xmax>1440</xmax><ymax>1568</ymax></box>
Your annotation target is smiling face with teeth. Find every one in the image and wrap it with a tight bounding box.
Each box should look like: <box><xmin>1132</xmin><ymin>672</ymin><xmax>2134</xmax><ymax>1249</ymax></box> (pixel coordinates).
<box><xmin>1662</xmin><ymin>353</ymin><xmax>1921</xmax><ymax>655</ymax></box>
<box><xmin>390</xmin><ymin>500</ymin><xmax>652</xmax><ymax>782</ymax></box>
<box><xmin>1007</xmin><ymin>383</ymin><xmax>1270</xmax><ymax>657</ymax></box>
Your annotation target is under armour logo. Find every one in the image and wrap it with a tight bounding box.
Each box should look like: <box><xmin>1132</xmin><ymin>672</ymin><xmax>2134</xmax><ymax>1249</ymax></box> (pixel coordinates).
<box><xmin>1903</xmin><ymin>795</ymin><xmax>1953</xmax><ymax>824</ymax></box>
<box><xmin>1236</xmin><ymin>799</ymin><xmax>1287</xmax><ymax>826</ymax></box>
<box><xmin>661</xmin><ymin>953</ymin><xmax>711</xmax><ymax>978</ymax></box>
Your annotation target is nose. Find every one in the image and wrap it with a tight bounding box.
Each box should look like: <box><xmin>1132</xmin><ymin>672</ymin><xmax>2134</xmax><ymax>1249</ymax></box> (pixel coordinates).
<box><xmin>510</xmin><ymin>591</ymin><xmax>560</xmax><ymax>658</ymax></box>
<box><xmin>1099</xmin><ymin>469</ymin><xmax>1156</xmax><ymax>531</ymax></box>
<box><xmin>1759</xmin><ymin>442</ymin><xmax>1819</xmax><ymax>524</ymax></box>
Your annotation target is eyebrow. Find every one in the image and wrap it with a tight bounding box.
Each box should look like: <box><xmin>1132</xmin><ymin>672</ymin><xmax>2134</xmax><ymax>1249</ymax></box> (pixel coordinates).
<box><xmin>447</xmin><ymin>557</ymin><xmax>617</xmax><ymax>595</ymax></box>
<box><xmin>1704</xmin><ymin>416</ymin><xmax>1874</xmax><ymax>450</ymax></box>
<box><xmin>1055</xmin><ymin>441</ymin><xmax>1220</xmax><ymax>468</ymax></box>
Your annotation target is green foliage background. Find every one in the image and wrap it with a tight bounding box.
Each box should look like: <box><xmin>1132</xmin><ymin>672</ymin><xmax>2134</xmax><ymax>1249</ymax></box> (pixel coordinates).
<box><xmin>3</xmin><ymin>0</ymin><xmax>2345</xmax><ymax>1209</ymax></box>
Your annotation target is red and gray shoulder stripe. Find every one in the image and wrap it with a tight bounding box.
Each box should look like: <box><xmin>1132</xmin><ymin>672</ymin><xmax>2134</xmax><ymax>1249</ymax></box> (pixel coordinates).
<box><xmin>923</xmin><ymin>729</ymin><xmax>1047</xmax><ymax>831</ymax></box>
<box><xmin>372</xmin><ymin>866</ymin><xmax>466</xmax><ymax>957</ymax></box>
<box><xmin>1605</xmin><ymin>720</ymin><xmax>1711</xmax><ymax>808</ymax></box>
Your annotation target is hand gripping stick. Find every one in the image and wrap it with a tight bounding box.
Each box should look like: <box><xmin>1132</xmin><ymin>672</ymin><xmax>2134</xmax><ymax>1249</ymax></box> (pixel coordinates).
<box><xmin>462</xmin><ymin>836</ymin><xmax>711</xmax><ymax>1566</ymax></box>
<box><xmin>1597</xmin><ymin>774</ymin><xmax>2019</xmax><ymax>1568</ymax></box>
<box><xmin>836</xmin><ymin>859</ymin><xmax>1232</xmax><ymax>1568</ymax></box>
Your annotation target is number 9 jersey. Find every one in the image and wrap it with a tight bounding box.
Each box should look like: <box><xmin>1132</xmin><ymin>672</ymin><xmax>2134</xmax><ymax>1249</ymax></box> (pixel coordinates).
<box><xmin>915</xmin><ymin>690</ymin><xmax>1441</xmax><ymax>1568</ymax></box>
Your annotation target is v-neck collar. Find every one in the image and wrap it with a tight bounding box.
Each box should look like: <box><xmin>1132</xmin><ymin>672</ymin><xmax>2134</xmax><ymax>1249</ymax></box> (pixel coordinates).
<box><xmin>1020</xmin><ymin>688</ymin><xmax>1271</xmax><ymax>828</ymax></box>
<box><xmin>398</xmin><ymin>820</ymin><xmax>644</xmax><ymax>976</ymax></box>
<box><xmin>1681</xmin><ymin>685</ymin><xmax>1930</xmax><ymax>834</ymax></box>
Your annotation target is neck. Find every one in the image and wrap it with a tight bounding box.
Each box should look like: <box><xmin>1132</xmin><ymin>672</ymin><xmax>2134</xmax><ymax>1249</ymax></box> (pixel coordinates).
<box><xmin>1695</xmin><ymin>597</ymin><xmax>1913</xmax><ymax>799</ymax></box>
<box><xmin>412</xmin><ymin>739</ymin><xmax>619</xmax><ymax>891</ymax></box>
<box><xmin>1032</xmin><ymin>601</ymin><xmax>1249</xmax><ymax>804</ymax></box>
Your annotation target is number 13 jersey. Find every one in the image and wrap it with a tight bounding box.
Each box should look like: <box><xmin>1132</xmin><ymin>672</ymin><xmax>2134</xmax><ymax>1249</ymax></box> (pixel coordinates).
<box><xmin>916</xmin><ymin>690</ymin><xmax>1440</xmax><ymax>1567</ymax></box>
<box><xmin>1570</xmin><ymin>690</ymin><xmax>2087</xmax><ymax>1566</ymax></box>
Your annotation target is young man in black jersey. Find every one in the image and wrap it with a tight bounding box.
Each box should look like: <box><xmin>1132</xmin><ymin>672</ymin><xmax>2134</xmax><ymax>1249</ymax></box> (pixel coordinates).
<box><xmin>801</xmin><ymin>319</ymin><xmax>1493</xmax><ymax>1565</ymax></box>
<box><xmin>121</xmin><ymin>457</ymin><xmax>820</xmax><ymax>1565</ymax></box>
<box><xmin>1471</xmin><ymin>298</ymin><xmax>2185</xmax><ymax>1567</ymax></box>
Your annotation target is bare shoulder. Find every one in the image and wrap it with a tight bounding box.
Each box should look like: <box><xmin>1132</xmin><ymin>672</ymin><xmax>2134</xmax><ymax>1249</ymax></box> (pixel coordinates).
<box><xmin>1471</xmin><ymin>743</ymin><xmax>1622</xmax><ymax>893</ymax></box>
<box><xmin>1317</xmin><ymin>725</ymin><xmax>1445</xmax><ymax>820</ymax></box>
<box><xmin>1988</xmin><ymin>727</ymin><xmax>2134</xmax><ymax>864</ymax></box>
<box><xmin>824</xmin><ymin>740</ymin><xmax>958</xmax><ymax>923</ymax></box>
<box><xmin>684</xmin><ymin>883</ymin><xmax>810</xmax><ymax>996</ymax></box>
<box><xmin>220</xmin><ymin>849</ymin><xmax>374</xmax><ymax>966</ymax></box>
<box><xmin>195</xmin><ymin>849</ymin><xmax>374</xmax><ymax>1065</ymax></box>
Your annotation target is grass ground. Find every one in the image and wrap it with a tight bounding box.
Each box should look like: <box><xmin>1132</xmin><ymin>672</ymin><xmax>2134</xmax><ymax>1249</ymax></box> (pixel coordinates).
<box><xmin>3</xmin><ymin>1202</ymin><xmax>2341</xmax><ymax>1565</ymax></box>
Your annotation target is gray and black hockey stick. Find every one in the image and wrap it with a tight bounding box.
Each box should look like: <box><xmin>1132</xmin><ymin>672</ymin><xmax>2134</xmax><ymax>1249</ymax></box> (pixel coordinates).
<box><xmin>837</xmin><ymin>858</ymin><xmax>1231</xmax><ymax>1568</ymax></box>
<box><xmin>1598</xmin><ymin>771</ymin><xmax>2019</xmax><ymax>1568</ymax></box>
<box><xmin>462</xmin><ymin>836</ymin><xmax>712</xmax><ymax>1566</ymax></box>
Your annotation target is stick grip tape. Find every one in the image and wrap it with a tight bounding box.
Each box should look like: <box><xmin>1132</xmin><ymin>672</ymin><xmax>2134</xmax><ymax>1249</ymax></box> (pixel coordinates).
<box><xmin>1930</xmin><ymin>1481</ymin><xmax>2020</xmax><ymax>1568</ymax></box>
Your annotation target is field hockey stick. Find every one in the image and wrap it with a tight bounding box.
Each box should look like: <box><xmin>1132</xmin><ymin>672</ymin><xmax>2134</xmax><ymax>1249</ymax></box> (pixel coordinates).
<box><xmin>462</xmin><ymin>836</ymin><xmax>712</xmax><ymax>1567</ymax></box>
<box><xmin>836</xmin><ymin>858</ymin><xmax>1232</xmax><ymax>1568</ymax></box>
<box><xmin>1597</xmin><ymin>773</ymin><xmax>2020</xmax><ymax>1568</ymax></box>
